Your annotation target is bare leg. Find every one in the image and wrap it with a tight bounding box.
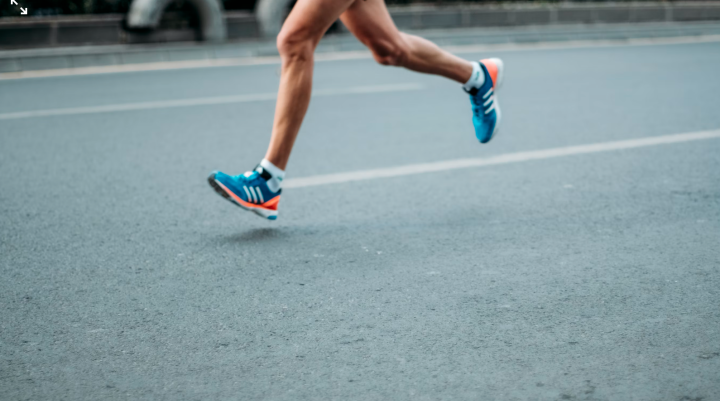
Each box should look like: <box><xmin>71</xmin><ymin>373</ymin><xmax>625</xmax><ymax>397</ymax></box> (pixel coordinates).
<box><xmin>264</xmin><ymin>0</ymin><xmax>355</xmax><ymax>170</ymax></box>
<box><xmin>264</xmin><ymin>0</ymin><xmax>474</xmax><ymax>170</ymax></box>
<box><xmin>340</xmin><ymin>0</ymin><xmax>473</xmax><ymax>83</ymax></box>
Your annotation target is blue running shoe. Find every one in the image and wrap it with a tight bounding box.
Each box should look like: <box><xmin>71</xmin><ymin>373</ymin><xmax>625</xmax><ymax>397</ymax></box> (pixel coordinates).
<box><xmin>466</xmin><ymin>58</ymin><xmax>504</xmax><ymax>143</ymax></box>
<box><xmin>208</xmin><ymin>167</ymin><xmax>281</xmax><ymax>220</ymax></box>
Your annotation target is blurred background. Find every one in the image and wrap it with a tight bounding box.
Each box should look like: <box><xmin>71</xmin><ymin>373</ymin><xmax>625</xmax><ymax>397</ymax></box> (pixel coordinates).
<box><xmin>2</xmin><ymin>0</ymin><xmax>720</xmax><ymax>52</ymax></box>
<box><xmin>5</xmin><ymin>0</ymin><xmax>694</xmax><ymax>17</ymax></box>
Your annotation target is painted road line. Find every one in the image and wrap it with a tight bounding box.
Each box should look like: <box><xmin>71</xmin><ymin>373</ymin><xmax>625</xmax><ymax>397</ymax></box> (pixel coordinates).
<box><xmin>447</xmin><ymin>34</ymin><xmax>720</xmax><ymax>54</ymax></box>
<box><xmin>2</xmin><ymin>34</ymin><xmax>720</xmax><ymax>81</ymax></box>
<box><xmin>284</xmin><ymin>129</ymin><xmax>720</xmax><ymax>189</ymax></box>
<box><xmin>0</xmin><ymin>83</ymin><xmax>423</xmax><ymax>121</ymax></box>
<box><xmin>0</xmin><ymin>56</ymin><xmax>288</xmax><ymax>81</ymax></box>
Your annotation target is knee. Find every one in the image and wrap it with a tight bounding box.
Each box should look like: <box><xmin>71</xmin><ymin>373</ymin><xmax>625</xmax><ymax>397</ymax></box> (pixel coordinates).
<box><xmin>276</xmin><ymin>27</ymin><xmax>317</xmax><ymax>63</ymax></box>
<box><xmin>368</xmin><ymin>37</ymin><xmax>409</xmax><ymax>67</ymax></box>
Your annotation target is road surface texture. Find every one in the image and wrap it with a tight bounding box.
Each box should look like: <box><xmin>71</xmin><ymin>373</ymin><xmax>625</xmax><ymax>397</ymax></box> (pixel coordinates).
<box><xmin>1</xmin><ymin>32</ymin><xmax>720</xmax><ymax>400</ymax></box>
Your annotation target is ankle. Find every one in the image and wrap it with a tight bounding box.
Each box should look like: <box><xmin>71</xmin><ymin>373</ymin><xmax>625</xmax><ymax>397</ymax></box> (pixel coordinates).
<box><xmin>463</xmin><ymin>61</ymin><xmax>485</xmax><ymax>91</ymax></box>
<box><xmin>257</xmin><ymin>159</ymin><xmax>285</xmax><ymax>193</ymax></box>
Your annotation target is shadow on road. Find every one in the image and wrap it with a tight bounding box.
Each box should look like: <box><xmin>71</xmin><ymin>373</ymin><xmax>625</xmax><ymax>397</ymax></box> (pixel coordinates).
<box><xmin>219</xmin><ymin>227</ymin><xmax>289</xmax><ymax>244</ymax></box>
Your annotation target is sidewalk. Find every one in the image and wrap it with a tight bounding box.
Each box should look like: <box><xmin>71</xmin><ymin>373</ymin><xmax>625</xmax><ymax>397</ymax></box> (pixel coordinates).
<box><xmin>2</xmin><ymin>21</ymin><xmax>720</xmax><ymax>75</ymax></box>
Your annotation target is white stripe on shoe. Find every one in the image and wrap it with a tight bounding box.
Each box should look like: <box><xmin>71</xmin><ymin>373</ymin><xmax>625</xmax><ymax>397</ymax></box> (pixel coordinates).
<box><xmin>256</xmin><ymin>187</ymin><xmax>264</xmax><ymax>203</ymax></box>
<box><xmin>485</xmin><ymin>103</ymin><xmax>496</xmax><ymax>114</ymax></box>
<box><xmin>243</xmin><ymin>186</ymin><xmax>253</xmax><ymax>202</ymax></box>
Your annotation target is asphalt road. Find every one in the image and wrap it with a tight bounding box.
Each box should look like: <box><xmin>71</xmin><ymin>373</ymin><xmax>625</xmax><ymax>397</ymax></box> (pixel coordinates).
<box><xmin>1</xmin><ymin>36</ymin><xmax>720</xmax><ymax>400</ymax></box>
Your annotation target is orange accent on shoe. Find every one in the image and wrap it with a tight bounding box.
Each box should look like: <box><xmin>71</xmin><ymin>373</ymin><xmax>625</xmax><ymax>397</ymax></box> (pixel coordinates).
<box><xmin>215</xmin><ymin>180</ymin><xmax>280</xmax><ymax>211</ymax></box>
<box><xmin>261</xmin><ymin>196</ymin><xmax>280</xmax><ymax>210</ymax></box>
<box><xmin>480</xmin><ymin>58</ymin><xmax>499</xmax><ymax>88</ymax></box>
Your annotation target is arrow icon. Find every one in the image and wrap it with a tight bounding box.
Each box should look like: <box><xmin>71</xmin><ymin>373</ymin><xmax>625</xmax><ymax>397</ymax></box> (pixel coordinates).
<box><xmin>10</xmin><ymin>0</ymin><xmax>17</xmax><ymax>4</ymax></box>
<box><xmin>20</xmin><ymin>7</ymin><xmax>27</xmax><ymax>14</ymax></box>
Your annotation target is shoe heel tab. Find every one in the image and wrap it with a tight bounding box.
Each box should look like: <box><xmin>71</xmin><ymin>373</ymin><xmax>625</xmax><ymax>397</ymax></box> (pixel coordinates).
<box><xmin>481</xmin><ymin>58</ymin><xmax>504</xmax><ymax>90</ymax></box>
<box><xmin>255</xmin><ymin>165</ymin><xmax>273</xmax><ymax>181</ymax></box>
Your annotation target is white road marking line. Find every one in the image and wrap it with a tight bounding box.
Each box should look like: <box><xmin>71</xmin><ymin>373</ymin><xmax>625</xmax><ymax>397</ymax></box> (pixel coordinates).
<box><xmin>446</xmin><ymin>34</ymin><xmax>720</xmax><ymax>54</ymax></box>
<box><xmin>0</xmin><ymin>56</ymin><xmax>285</xmax><ymax>81</ymax></box>
<box><xmin>0</xmin><ymin>83</ymin><xmax>423</xmax><ymax>120</ymax></box>
<box><xmin>284</xmin><ymin>129</ymin><xmax>720</xmax><ymax>189</ymax></box>
<box><xmin>2</xmin><ymin>34</ymin><xmax>719</xmax><ymax>81</ymax></box>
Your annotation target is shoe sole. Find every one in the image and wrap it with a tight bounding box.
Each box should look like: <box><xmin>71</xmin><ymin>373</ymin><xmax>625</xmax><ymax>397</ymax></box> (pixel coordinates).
<box><xmin>489</xmin><ymin>58</ymin><xmax>504</xmax><ymax>90</ymax></box>
<box><xmin>207</xmin><ymin>173</ymin><xmax>278</xmax><ymax>220</ymax></box>
<box><xmin>486</xmin><ymin>58</ymin><xmax>504</xmax><ymax>141</ymax></box>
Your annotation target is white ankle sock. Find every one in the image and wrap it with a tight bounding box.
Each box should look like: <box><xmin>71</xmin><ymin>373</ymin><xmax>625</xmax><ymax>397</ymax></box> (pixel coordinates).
<box><xmin>463</xmin><ymin>61</ymin><xmax>485</xmax><ymax>91</ymax></box>
<box><xmin>258</xmin><ymin>158</ymin><xmax>285</xmax><ymax>193</ymax></box>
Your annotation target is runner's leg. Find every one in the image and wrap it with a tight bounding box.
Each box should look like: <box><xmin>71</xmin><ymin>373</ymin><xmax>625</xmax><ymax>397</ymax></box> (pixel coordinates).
<box><xmin>264</xmin><ymin>0</ymin><xmax>355</xmax><ymax>170</ymax></box>
<box><xmin>340</xmin><ymin>0</ymin><xmax>473</xmax><ymax>83</ymax></box>
<box><xmin>341</xmin><ymin>0</ymin><xmax>503</xmax><ymax>144</ymax></box>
